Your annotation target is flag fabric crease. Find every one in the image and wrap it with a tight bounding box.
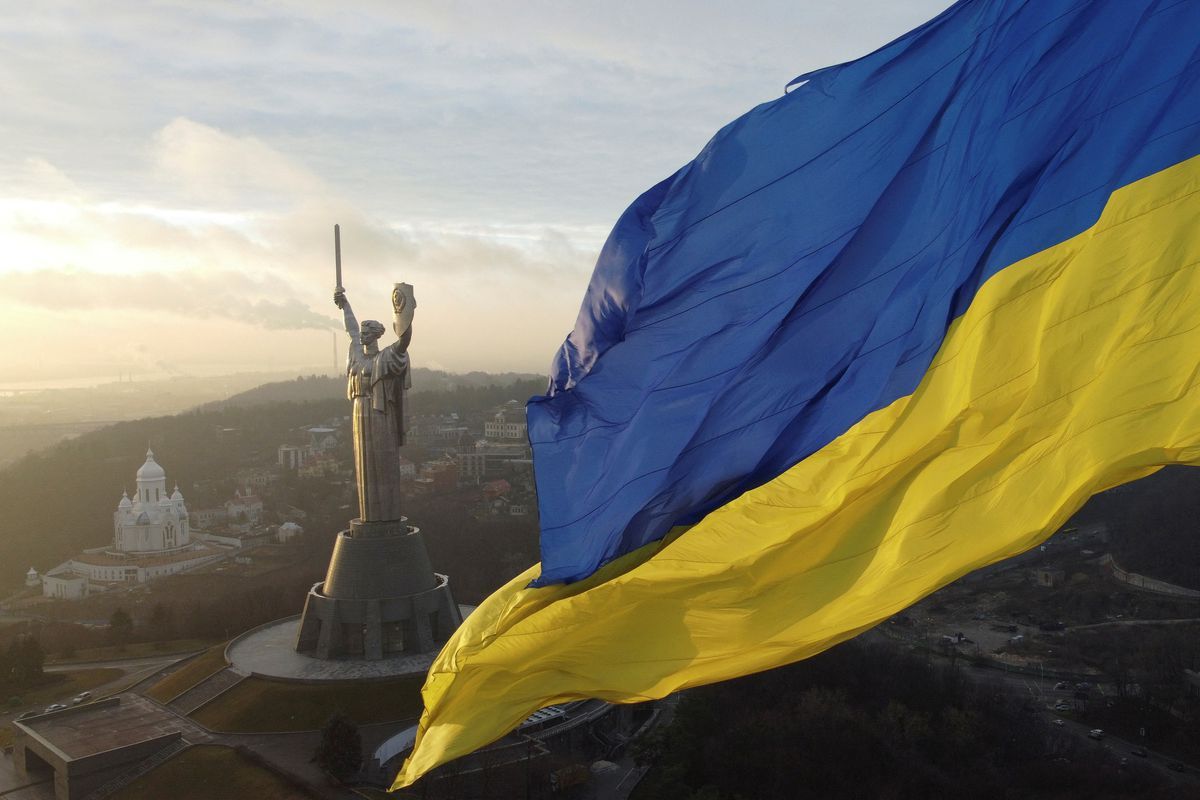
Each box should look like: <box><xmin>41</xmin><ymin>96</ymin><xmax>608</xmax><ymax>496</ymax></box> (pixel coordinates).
<box><xmin>395</xmin><ymin>0</ymin><xmax>1200</xmax><ymax>787</ymax></box>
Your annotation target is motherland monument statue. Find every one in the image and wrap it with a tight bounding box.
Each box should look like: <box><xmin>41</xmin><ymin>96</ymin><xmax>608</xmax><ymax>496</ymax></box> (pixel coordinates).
<box><xmin>335</xmin><ymin>277</ymin><xmax>414</xmax><ymax>523</ymax></box>
<box><xmin>295</xmin><ymin>225</ymin><xmax>462</xmax><ymax>661</ymax></box>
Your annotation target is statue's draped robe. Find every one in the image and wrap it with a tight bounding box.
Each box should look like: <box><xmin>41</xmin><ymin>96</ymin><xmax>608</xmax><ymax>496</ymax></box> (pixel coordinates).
<box><xmin>348</xmin><ymin>342</ymin><xmax>410</xmax><ymax>522</ymax></box>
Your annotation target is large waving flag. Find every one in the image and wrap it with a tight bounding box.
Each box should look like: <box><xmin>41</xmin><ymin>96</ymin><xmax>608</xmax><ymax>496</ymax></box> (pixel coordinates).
<box><xmin>396</xmin><ymin>0</ymin><xmax>1200</xmax><ymax>786</ymax></box>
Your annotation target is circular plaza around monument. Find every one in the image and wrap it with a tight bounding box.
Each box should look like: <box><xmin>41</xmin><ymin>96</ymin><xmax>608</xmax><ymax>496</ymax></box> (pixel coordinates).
<box><xmin>227</xmin><ymin>608</ymin><xmax>475</xmax><ymax>682</ymax></box>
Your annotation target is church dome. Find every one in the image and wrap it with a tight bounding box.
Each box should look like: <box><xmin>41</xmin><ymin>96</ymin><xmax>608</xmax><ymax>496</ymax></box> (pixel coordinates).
<box><xmin>137</xmin><ymin>448</ymin><xmax>166</xmax><ymax>481</ymax></box>
<box><xmin>118</xmin><ymin>491</ymin><xmax>132</xmax><ymax>510</ymax></box>
<box><xmin>171</xmin><ymin>485</ymin><xmax>184</xmax><ymax>501</ymax></box>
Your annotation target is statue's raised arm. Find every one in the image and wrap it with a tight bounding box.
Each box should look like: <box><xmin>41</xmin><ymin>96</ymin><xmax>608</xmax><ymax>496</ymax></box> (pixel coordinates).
<box><xmin>334</xmin><ymin>290</ymin><xmax>360</xmax><ymax>340</ymax></box>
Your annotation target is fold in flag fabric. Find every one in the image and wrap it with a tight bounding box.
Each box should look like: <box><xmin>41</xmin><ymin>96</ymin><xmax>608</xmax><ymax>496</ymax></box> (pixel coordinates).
<box><xmin>395</xmin><ymin>0</ymin><xmax>1200</xmax><ymax>786</ymax></box>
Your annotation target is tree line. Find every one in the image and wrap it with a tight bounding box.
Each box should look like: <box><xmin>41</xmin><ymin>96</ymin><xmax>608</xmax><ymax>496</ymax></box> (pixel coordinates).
<box><xmin>633</xmin><ymin>640</ymin><xmax>1187</xmax><ymax>800</ymax></box>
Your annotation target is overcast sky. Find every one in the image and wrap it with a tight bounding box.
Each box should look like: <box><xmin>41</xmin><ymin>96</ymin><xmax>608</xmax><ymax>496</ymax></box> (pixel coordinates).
<box><xmin>0</xmin><ymin>1</ymin><xmax>952</xmax><ymax>387</ymax></box>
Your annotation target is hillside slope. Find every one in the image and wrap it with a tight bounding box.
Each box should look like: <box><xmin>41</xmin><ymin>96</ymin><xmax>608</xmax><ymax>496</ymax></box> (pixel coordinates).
<box><xmin>199</xmin><ymin>369</ymin><xmax>541</xmax><ymax>410</ymax></box>
<box><xmin>0</xmin><ymin>374</ymin><xmax>542</xmax><ymax>591</ymax></box>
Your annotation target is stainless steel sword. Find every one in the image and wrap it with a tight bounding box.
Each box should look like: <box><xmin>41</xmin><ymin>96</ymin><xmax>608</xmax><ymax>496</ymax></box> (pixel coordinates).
<box><xmin>334</xmin><ymin>223</ymin><xmax>343</xmax><ymax>293</ymax></box>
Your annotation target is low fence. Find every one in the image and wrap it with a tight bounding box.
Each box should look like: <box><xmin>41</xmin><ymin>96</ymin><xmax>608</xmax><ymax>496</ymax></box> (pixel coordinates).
<box><xmin>1102</xmin><ymin>554</ymin><xmax>1200</xmax><ymax>599</ymax></box>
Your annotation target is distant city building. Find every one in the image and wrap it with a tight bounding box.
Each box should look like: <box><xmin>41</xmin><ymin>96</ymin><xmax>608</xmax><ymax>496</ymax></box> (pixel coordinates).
<box><xmin>198</xmin><ymin>528</ymin><xmax>275</xmax><ymax>549</ymax></box>
<box><xmin>413</xmin><ymin>458</ymin><xmax>459</xmax><ymax>495</ymax></box>
<box><xmin>224</xmin><ymin>489</ymin><xmax>264</xmax><ymax>524</ymax></box>
<box><xmin>237</xmin><ymin>467</ymin><xmax>279</xmax><ymax>488</ymax></box>
<box><xmin>189</xmin><ymin>506</ymin><xmax>228</xmax><ymax>528</ymax></box>
<box><xmin>438</xmin><ymin>425</ymin><xmax>469</xmax><ymax>442</ymax></box>
<box><xmin>484</xmin><ymin>404</ymin><xmax>528</xmax><ymax>441</ymax></box>
<box><xmin>278</xmin><ymin>444</ymin><xmax>308</xmax><ymax>470</ymax></box>
<box><xmin>41</xmin><ymin>571</ymin><xmax>88</xmax><ymax>600</ymax></box>
<box><xmin>298</xmin><ymin>452</ymin><xmax>341</xmax><ymax>478</ymax></box>
<box><xmin>40</xmin><ymin>449</ymin><xmax>225</xmax><ymax>598</ymax></box>
<box><xmin>306</xmin><ymin>427</ymin><xmax>339</xmax><ymax>451</ymax></box>
<box><xmin>477</xmin><ymin>477</ymin><xmax>534</xmax><ymax>518</ymax></box>
<box><xmin>276</xmin><ymin>521</ymin><xmax>304</xmax><ymax>543</ymax></box>
<box><xmin>397</xmin><ymin>455</ymin><xmax>416</xmax><ymax>479</ymax></box>
<box><xmin>458</xmin><ymin>450</ymin><xmax>487</xmax><ymax>483</ymax></box>
<box><xmin>459</xmin><ymin>439</ymin><xmax>532</xmax><ymax>485</ymax></box>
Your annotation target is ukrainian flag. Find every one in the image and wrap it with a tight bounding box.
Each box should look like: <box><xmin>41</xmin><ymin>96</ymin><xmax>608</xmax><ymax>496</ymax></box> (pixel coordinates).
<box><xmin>396</xmin><ymin>0</ymin><xmax>1200</xmax><ymax>786</ymax></box>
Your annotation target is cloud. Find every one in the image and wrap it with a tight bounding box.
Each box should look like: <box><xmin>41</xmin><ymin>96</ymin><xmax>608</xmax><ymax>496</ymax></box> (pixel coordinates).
<box><xmin>16</xmin><ymin>158</ymin><xmax>86</xmax><ymax>202</ymax></box>
<box><xmin>1</xmin><ymin>118</ymin><xmax>597</xmax><ymax>375</ymax></box>
<box><xmin>153</xmin><ymin>118</ymin><xmax>326</xmax><ymax>208</ymax></box>
<box><xmin>5</xmin><ymin>268</ymin><xmax>338</xmax><ymax>331</ymax></box>
<box><xmin>0</xmin><ymin>1</ymin><xmax>954</xmax><ymax>233</ymax></box>
<box><xmin>0</xmin><ymin>1</ymin><xmax>959</xmax><ymax>380</ymax></box>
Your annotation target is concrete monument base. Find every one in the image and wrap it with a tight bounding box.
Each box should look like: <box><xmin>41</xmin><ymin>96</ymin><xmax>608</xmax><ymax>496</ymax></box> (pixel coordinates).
<box><xmin>294</xmin><ymin>517</ymin><xmax>463</xmax><ymax>661</ymax></box>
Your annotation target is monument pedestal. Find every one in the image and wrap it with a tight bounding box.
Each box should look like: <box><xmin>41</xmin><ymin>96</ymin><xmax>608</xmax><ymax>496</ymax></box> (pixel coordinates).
<box><xmin>295</xmin><ymin>518</ymin><xmax>462</xmax><ymax>660</ymax></box>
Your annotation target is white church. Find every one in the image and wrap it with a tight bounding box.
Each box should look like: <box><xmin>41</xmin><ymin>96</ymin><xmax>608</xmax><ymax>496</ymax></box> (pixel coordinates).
<box><xmin>41</xmin><ymin>449</ymin><xmax>224</xmax><ymax>599</ymax></box>
<box><xmin>116</xmin><ymin>448</ymin><xmax>191</xmax><ymax>551</ymax></box>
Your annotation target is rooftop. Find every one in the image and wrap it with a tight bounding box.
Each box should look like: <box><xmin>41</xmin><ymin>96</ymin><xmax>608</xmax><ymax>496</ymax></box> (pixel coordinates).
<box><xmin>73</xmin><ymin>542</ymin><xmax>222</xmax><ymax>568</ymax></box>
<box><xmin>20</xmin><ymin>695</ymin><xmax>189</xmax><ymax>759</ymax></box>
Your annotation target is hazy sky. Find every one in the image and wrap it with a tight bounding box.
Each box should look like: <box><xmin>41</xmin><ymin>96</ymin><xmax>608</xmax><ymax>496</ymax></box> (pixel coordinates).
<box><xmin>1</xmin><ymin>1</ymin><xmax>951</xmax><ymax>387</ymax></box>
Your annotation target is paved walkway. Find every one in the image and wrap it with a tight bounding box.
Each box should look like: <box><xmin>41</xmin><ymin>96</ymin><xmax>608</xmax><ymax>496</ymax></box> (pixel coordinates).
<box><xmin>168</xmin><ymin>667</ymin><xmax>246</xmax><ymax>714</ymax></box>
<box><xmin>228</xmin><ymin>619</ymin><xmax>435</xmax><ymax>680</ymax></box>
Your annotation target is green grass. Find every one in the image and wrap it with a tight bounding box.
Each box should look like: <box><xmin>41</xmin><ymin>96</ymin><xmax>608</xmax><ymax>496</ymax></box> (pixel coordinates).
<box><xmin>144</xmin><ymin>644</ymin><xmax>228</xmax><ymax>703</ymax></box>
<box><xmin>47</xmin><ymin>638</ymin><xmax>215</xmax><ymax>665</ymax></box>
<box><xmin>110</xmin><ymin>745</ymin><xmax>314</xmax><ymax>800</ymax></box>
<box><xmin>192</xmin><ymin>674</ymin><xmax>425</xmax><ymax>732</ymax></box>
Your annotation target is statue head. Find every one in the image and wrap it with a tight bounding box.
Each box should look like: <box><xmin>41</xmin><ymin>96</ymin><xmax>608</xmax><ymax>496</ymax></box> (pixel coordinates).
<box><xmin>360</xmin><ymin>319</ymin><xmax>386</xmax><ymax>348</ymax></box>
<box><xmin>392</xmin><ymin>283</ymin><xmax>416</xmax><ymax>338</ymax></box>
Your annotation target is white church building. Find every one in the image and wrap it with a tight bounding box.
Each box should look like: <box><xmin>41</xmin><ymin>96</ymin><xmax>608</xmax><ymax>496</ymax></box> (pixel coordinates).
<box><xmin>41</xmin><ymin>449</ymin><xmax>225</xmax><ymax>599</ymax></box>
<box><xmin>115</xmin><ymin>448</ymin><xmax>191</xmax><ymax>552</ymax></box>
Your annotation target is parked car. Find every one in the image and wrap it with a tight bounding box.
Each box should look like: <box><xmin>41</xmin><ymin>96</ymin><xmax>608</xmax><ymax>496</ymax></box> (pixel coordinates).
<box><xmin>1054</xmin><ymin>681</ymin><xmax>1071</xmax><ymax>690</ymax></box>
<box><xmin>1054</xmin><ymin>701</ymin><xmax>1071</xmax><ymax>711</ymax></box>
<box><xmin>43</xmin><ymin>704</ymin><xmax>67</xmax><ymax>714</ymax></box>
<box><xmin>1131</xmin><ymin>748</ymin><xmax>1148</xmax><ymax>758</ymax></box>
<box><xmin>1052</xmin><ymin>719</ymin><xmax>1065</xmax><ymax>727</ymax></box>
<box><xmin>71</xmin><ymin>692</ymin><xmax>91</xmax><ymax>705</ymax></box>
<box><xmin>1088</xmin><ymin>729</ymin><xmax>1105</xmax><ymax>740</ymax></box>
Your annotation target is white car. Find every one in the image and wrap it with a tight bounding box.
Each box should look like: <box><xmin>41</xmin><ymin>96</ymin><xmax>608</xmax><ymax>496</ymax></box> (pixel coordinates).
<box><xmin>43</xmin><ymin>704</ymin><xmax>67</xmax><ymax>714</ymax></box>
<box><xmin>1052</xmin><ymin>719</ymin><xmax>1065</xmax><ymax>727</ymax></box>
<box><xmin>1088</xmin><ymin>729</ymin><xmax>1105</xmax><ymax>740</ymax></box>
<box><xmin>71</xmin><ymin>692</ymin><xmax>91</xmax><ymax>705</ymax></box>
